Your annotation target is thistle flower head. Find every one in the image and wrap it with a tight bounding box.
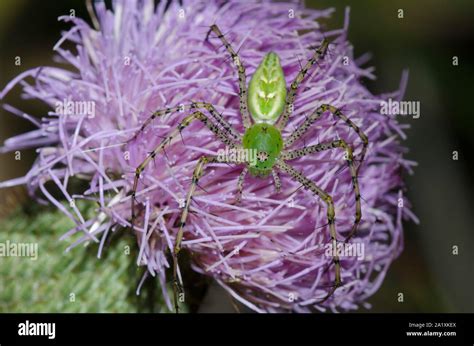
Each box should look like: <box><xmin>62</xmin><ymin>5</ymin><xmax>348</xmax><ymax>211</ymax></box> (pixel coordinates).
<box><xmin>1</xmin><ymin>0</ymin><xmax>417</xmax><ymax>312</ymax></box>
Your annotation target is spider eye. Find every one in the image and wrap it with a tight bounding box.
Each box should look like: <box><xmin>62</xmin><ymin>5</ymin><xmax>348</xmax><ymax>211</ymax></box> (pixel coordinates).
<box><xmin>257</xmin><ymin>151</ymin><xmax>268</xmax><ymax>162</ymax></box>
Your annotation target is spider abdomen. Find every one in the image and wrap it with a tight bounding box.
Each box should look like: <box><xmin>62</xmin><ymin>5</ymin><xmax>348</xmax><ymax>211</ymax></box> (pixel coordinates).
<box><xmin>248</xmin><ymin>52</ymin><xmax>287</xmax><ymax>124</ymax></box>
<box><xmin>242</xmin><ymin>123</ymin><xmax>283</xmax><ymax>177</ymax></box>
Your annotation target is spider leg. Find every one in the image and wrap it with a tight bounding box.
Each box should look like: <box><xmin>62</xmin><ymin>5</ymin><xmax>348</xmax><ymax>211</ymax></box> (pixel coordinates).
<box><xmin>276</xmin><ymin>38</ymin><xmax>329</xmax><ymax>131</ymax></box>
<box><xmin>173</xmin><ymin>153</ymin><xmax>249</xmax><ymax>312</ymax></box>
<box><xmin>282</xmin><ymin>139</ymin><xmax>361</xmax><ymax>243</ymax></box>
<box><xmin>235</xmin><ymin>166</ymin><xmax>248</xmax><ymax>204</ymax></box>
<box><xmin>322</xmin><ymin>104</ymin><xmax>368</xmax><ymax>175</ymax></box>
<box><xmin>129</xmin><ymin>102</ymin><xmax>240</xmax><ymax>142</ymax></box>
<box><xmin>284</xmin><ymin>106</ymin><xmax>325</xmax><ymax>148</ymax></box>
<box><xmin>276</xmin><ymin>160</ymin><xmax>342</xmax><ymax>303</ymax></box>
<box><xmin>272</xmin><ymin>169</ymin><xmax>281</xmax><ymax>193</ymax></box>
<box><xmin>207</xmin><ymin>24</ymin><xmax>251</xmax><ymax>129</ymax></box>
<box><xmin>130</xmin><ymin>110</ymin><xmax>236</xmax><ymax>241</ymax></box>
<box><xmin>284</xmin><ymin>104</ymin><xmax>369</xmax><ymax>175</ymax></box>
<box><xmin>172</xmin><ymin>155</ymin><xmax>218</xmax><ymax>312</ymax></box>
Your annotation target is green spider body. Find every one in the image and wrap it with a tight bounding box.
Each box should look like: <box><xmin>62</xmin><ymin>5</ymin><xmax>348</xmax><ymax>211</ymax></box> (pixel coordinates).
<box><xmin>243</xmin><ymin>52</ymin><xmax>286</xmax><ymax>177</ymax></box>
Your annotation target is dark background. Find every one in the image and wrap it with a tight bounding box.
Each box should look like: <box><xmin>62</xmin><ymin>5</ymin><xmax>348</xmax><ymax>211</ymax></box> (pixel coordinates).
<box><xmin>0</xmin><ymin>0</ymin><xmax>473</xmax><ymax>312</ymax></box>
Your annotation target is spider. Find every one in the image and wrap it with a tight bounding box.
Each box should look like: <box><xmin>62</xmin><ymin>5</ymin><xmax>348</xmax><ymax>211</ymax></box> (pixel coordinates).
<box><xmin>129</xmin><ymin>24</ymin><xmax>368</xmax><ymax>312</ymax></box>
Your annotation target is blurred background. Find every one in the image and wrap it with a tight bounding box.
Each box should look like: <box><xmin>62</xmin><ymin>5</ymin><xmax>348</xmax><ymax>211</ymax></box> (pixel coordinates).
<box><xmin>0</xmin><ymin>0</ymin><xmax>473</xmax><ymax>312</ymax></box>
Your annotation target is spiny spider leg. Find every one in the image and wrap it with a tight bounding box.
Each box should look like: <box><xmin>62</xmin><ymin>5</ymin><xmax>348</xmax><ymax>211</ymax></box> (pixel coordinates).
<box><xmin>284</xmin><ymin>104</ymin><xmax>369</xmax><ymax>176</ymax></box>
<box><xmin>284</xmin><ymin>106</ymin><xmax>325</xmax><ymax>148</ymax></box>
<box><xmin>130</xmin><ymin>111</ymin><xmax>236</xmax><ymax>261</ymax></box>
<box><xmin>235</xmin><ymin>166</ymin><xmax>248</xmax><ymax>204</ymax></box>
<box><xmin>323</xmin><ymin>105</ymin><xmax>368</xmax><ymax>175</ymax></box>
<box><xmin>281</xmin><ymin>139</ymin><xmax>361</xmax><ymax>243</ymax></box>
<box><xmin>207</xmin><ymin>24</ymin><xmax>251</xmax><ymax>129</ymax></box>
<box><xmin>173</xmin><ymin>153</ymin><xmax>247</xmax><ymax>312</ymax></box>
<box><xmin>276</xmin><ymin>160</ymin><xmax>342</xmax><ymax>303</ymax></box>
<box><xmin>272</xmin><ymin>169</ymin><xmax>282</xmax><ymax>193</ymax></box>
<box><xmin>235</xmin><ymin>165</ymin><xmax>281</xmax><ymax>205</ymax></box>
<box><xmin>276</xmin><ymin>38</ymin><xmax>329</xmax><ymax>131</ymax></box>
<box><xmin>129</xmin><ymin>102</ymin><xmax>240</xmax><ymax>142</ymax></box>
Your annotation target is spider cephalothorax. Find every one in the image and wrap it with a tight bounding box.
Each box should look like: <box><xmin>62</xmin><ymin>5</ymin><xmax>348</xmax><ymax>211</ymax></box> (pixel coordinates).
<box><xmin>129</xmin><ymin>24</ymin><xmax>368</xmax><ymax>312</ymax></box>
<box><xmin>243</xmin><ymin>123</ymin><xmax>283</xmax><ymax>177</ymax></box>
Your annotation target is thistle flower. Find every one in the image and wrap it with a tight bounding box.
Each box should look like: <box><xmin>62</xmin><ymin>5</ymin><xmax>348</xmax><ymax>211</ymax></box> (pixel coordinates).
<box><xmin>0</xmin><ymin>0</ymin><xmax>417</xmax><ymax>312</ymax></box>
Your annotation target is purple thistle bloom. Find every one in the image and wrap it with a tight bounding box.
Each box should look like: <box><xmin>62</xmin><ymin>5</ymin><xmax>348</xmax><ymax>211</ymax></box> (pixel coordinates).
<box><xmin>0</xmin><ymin>0</ymin><xmax>417</xmax><ymax>312</ymax></box>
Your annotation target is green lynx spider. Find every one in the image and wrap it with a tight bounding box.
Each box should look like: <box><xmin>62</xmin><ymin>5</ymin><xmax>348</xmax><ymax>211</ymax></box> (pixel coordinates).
<box><xmin>129</xmin><ymin>24</ymin><xmax>368</xmax><ymax>312</ymax></box>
